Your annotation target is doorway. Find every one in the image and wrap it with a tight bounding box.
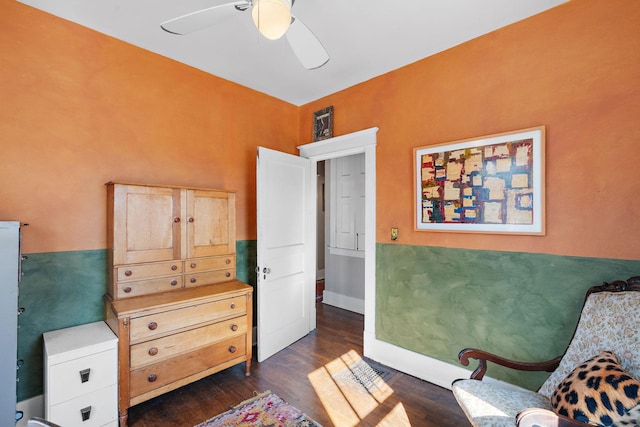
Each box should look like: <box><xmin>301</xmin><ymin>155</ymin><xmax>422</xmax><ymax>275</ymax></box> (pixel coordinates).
<box><xmin>297</xmin><ymin>127</ymin><xmax>378</xmax><ymax>355</ymax></box>
<box><xmin>317</xmin><ymin>154</ymin><xmax>366</xmax><ymax>314</ymax></box>
<box><xmin>316</xmin><ymin>161</ymin><xmax>325</xmax><ymax>302</ymax></box>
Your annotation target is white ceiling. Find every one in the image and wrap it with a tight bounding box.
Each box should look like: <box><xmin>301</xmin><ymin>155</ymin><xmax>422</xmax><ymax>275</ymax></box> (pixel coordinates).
<box><xmin>18</xmin><ymin>0</ymin><xmax>567</xmax><ymax>106</ymax></box>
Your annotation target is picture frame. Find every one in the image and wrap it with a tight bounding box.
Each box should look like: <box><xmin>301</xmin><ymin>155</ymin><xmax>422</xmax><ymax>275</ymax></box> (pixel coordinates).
<box><xmin>313</xmin><ymin>106</ymin><xmax>333</xmax><ymax>141</ymax></box>
<box><xmin>414</xmin><ymin>126</ymin><xmax>545</xmax><ymax>235</ymax></box>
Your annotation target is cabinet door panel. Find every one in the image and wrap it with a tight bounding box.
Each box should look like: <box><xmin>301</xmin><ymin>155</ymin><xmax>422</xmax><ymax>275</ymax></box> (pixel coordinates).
<box><xmin>112</xmin><ymin>185</ymin><xmax>181</xmax><ymax>264</ymax></box>
<box><xmin>186</xmin><ymin>190</ymin><xmax>236</xmax><ymax>258</ymax></box>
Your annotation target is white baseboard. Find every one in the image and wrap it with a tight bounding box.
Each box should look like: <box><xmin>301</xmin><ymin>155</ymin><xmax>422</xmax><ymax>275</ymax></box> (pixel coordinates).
<box><xmin>362</xmin><ymin>331</ymin><xmax>529</xmax><ymax>392</ymax></box>
<box><xmin>322</xmin><ymin>291</ymin><xmax>364</xmax><ymax>315</ymax></box>
<box><xmin>16</xmin><ymin>395</ymin><xmax>44</xmax><ymax>427</ymax></box>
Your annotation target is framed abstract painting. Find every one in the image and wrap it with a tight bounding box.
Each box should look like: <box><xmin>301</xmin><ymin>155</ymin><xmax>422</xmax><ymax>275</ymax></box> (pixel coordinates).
<box><xmin>414</xmin><ymin>126</ymin><xmax>545</xmax><ymax>235</ymax></box>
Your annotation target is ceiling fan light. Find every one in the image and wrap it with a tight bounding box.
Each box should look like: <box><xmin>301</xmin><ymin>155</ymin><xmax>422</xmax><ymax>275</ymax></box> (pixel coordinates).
<box><xmin>251</xmin><ymin>0</ymin><xmax>292</xmax><ymax>40</ymax></box>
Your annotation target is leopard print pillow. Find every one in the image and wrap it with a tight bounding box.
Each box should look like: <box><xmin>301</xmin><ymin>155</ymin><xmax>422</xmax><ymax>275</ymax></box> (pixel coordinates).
<box><xmin>551</xmin><ymin>351</ymin><xmax>640</xmax><ymax>426</ymax></box>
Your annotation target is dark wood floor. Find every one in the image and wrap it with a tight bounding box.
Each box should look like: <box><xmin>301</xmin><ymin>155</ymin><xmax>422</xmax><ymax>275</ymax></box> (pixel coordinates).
<box><xmin>127</xmin><ymin>303</ymin><xmax>471</xmax><ymax>427</ymax></box>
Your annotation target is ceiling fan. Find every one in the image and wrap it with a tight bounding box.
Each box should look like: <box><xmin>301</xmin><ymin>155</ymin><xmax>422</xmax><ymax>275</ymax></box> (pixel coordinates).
<box><xmin>161</xmin><ymin>0</ymin><xmax>330</xmax><ymax>70</ymax></box>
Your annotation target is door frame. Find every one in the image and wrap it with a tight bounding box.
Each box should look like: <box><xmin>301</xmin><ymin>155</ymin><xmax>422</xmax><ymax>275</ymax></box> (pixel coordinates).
<box><xmin>298</xmin><ymin>127</ymin><xmax>378</xmax><ymax>352</ymax></box>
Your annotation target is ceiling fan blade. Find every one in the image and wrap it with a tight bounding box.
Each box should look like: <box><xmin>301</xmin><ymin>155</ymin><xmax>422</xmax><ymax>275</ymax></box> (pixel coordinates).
<box><xmin>161</xmin><ymin>0</ymin><xmax>250</xmax><ymax>35</ymax></box>
<box><xmin>285</xmin><ymin>17</ymin><xmax>329</xmax><ymax>70</ymax></box>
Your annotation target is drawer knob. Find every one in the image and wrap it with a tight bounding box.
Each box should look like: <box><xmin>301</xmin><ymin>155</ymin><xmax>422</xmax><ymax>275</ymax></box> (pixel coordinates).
<box><xmin>190</xmin><ymin>278</ymin><xmax>197</xmax><ymax>283</ymax></box>
<box><xmin>230</xmin><ymin>303</ymin><xmax>236</xmax><ymax>309</ymax></box>
<box><xmin>174</xmin><ymin>217</ymin><xmax>181</xmax><ymax>223</ymax></box>
<box><xmin>225</xmin><ymin>258</ymin><xmax>231</xmax><ymax>264</ymax></box>
<box><xmin>148</xmin><ymin>374</ymin><xmax>157</xmax><ymax>382</ymax></box>
<box><xmin>190</xmin><ymin>262</ymin><xmax>197</xmax><ymax>269</ymax></box>
<box><xmin>188</xmin><ymin>217</ymin><xmax>195</xmax><ymax>223</ymax></box>
<box><xmin>124</xmin><ymin>270</ymin><xmax>132</xmax><ymax>277</ymax></box>
<box><xmin>79</xmin><ymin>368</ymin><xmax>91</xmax><ymax>383</ymax></box>
<box><xmin>170</xmin><ymin>280</ymin><xmax>178</xmax><ymax>286</ymax></box>
<box><xmin>230</xmin><ymin>324</ymin><xmax>238</xmax><ymax>332</ymax></box>
<box><xmin>148</xmin><ymin>322</ymin><xmax>158</xmax><ymax>330</ymax></box>
<box><xmin>148</xmin><ymin>347</ymin><xmax>158</xmax><ymax>356</ymax></box>
<box><xmin>171</xmin><ymin>264</ymin><xmax>178</xmax><ymax>271</ymax></box>
<box><xmin>123</xmin><ymin>286</ymin><xmax>132</xmax><ymax>293</ymax></box>
<box><xmin>225</xmin><ymin>272</ymin><xmax>231</xmax><ymax>277</ymax></box>
<box><xmin>228</xmin><ymin>345</ymin><xmax>237</xmax><ymax>353</ymax></box>
<box><xmin>80</xmin><ymin>406</ymin><xmax>92</xmax><ymax>422</ymax></box>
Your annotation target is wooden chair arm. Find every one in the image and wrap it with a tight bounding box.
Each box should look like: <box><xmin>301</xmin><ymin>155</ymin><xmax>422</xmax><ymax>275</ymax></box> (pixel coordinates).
<box><xmin>517</xmin><ymin>408</ymin><xmax>587</xmax><ymax>427</ymax></box>
<box><xmin>458</xmin><ymin>348</ymin><xmax>563</xmax><ymax>380</ymax></box>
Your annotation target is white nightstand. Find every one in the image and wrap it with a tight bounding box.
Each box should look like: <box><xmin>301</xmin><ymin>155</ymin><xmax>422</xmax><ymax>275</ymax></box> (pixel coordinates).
<box><xmin>43</xmin><ymin>321</ymin><xmax>118</xmax><ymax>427</ymax></box>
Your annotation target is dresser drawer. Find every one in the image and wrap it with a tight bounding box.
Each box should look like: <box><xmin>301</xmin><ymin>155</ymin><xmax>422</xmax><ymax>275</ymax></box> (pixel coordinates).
<box><xmin>184</xmin><ymin>269</ymin><xmax>235</xmax><ymax>287</ymax></box>
<box><xmin>130</xmin><ymin>335</ymin><xmax>247</xmax><ymax>397</ymax></box>
<box><xmin>116</xmin><ymin>275</ymin><xmax>183</xmax><ymax>298</ymax></box>
<box><xmin>129</xmin><ymin>295</ymin><xmax>247</xmax><ymax>343</ymax></box>
<box><xmin>130</xmin><ymin>316</ymin><xmax>247</xmax><ymax>369</ymax></box>
<box><xmin>116</xmin><ymin>261</ymin><xmax>183</xmax><ymax>282</ymax></box>
<box><xmin>184</xmin><ymin>255</ymin><xmax>235</xmax><ymax>272</ymax></box>
<box><xmin>49</xmin><ymin>383</ymin><xmax>117</xmax><ymax>427</ymax></box>
<box><xmin>47</xmin><ymin>348</ymin><xmax>117</xmax><ymax>405</ymax></box>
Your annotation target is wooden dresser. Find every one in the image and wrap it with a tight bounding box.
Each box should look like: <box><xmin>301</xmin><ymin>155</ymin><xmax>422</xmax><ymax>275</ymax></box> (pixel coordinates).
<box><xmin>103</xmin><ymin>182</ymin><xmax>252</xmax><ymax>427</ymax></box>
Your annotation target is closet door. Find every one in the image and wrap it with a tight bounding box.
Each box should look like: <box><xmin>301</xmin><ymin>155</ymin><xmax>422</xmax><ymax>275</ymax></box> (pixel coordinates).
<box><xmin>332</xmin><ymin>153</ymin><xmax>366</xmax><ymax>253</ymax></box>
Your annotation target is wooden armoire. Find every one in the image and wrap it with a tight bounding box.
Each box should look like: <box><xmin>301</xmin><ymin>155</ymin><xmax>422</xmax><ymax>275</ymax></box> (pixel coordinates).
<box><xmin>103</xmin><ymin>182</ymin><xmax>252</xmax><ymax>427</ymax></box>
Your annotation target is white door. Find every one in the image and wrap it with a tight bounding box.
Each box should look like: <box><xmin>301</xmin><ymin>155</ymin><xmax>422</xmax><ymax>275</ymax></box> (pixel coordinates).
<box><xmin>256</xmin><ymin>147</ymin><xmax>315</xmax><ymax>362</ymax></box>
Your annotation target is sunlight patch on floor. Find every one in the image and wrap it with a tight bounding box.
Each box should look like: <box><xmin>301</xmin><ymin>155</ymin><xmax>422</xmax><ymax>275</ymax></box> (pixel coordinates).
<box><xmin>376</xmin><ymin>402</ymin><xmax>410</xmax><ymax>427</ymax></box>
<box><xmin>308</xmin><ymin>349</ymin><xmax>411</xmax><ymax>426</ymax></box>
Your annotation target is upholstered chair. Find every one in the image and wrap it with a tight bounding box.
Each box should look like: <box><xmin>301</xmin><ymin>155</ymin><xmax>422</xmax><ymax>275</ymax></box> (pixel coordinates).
<box><xmin>452</xmin><ymin>276</ymin><xmax>640</xmax><ymax>427</ymax></box>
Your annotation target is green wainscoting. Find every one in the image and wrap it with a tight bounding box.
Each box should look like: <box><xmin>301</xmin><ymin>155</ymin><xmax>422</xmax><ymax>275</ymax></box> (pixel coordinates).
<box><xmin>17</xmin><ymin>250</ymin><xmax>107</xmax><ymax>402</ymax></box>
<box><xmin>376</xmin><ymin>243</ymin><xmax>640</xmax><ymax>390</ymax></box>
<box><xmin>16</xmin><ymin>241</ymin><xmax>258</xmax><ymax>402</ymax></box>
<box><xmin>18</xmin><ymin>242</ymin><xmax>638</xmax><ymax>400</ymax></box>
<box><xmin>236</xmin><ymin>240</ymin><xmax>258</xmax><ymax>325</ymax></box>
<box><xmin>236</xmin><ymin>239</ymin><xmax>257</xmax><ymax>288</ymax></box>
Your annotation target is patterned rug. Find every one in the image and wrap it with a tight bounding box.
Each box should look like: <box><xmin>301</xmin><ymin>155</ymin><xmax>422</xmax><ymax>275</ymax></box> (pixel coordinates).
<box><xmin>195</xmin><ymin>391</ymin><xmax>322</xmax><ymax>427</ymax></box>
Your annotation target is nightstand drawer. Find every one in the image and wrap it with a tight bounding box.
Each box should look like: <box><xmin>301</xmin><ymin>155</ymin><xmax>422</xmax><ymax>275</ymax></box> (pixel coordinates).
<box><xmin>130</xmin><ymin>316</ymin><xmax>248</xmax><ymax>369</ymax></box>
<box><xmin>49</xmin><ymin>383</ymin><xmax>117</xmax><ymax>427</ymax></box>
<box><xmin>129</xmin><ymin>295</ymin><xmax>247</xmax><ymax>343</ymax></box>
<box><xmin>47</xmin><ymin>348</ymin><xmax>117</xmax><ymax>405</ymax></box>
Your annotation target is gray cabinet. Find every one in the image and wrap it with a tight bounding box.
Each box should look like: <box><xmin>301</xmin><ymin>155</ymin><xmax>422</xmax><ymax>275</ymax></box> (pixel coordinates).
<box><xmin>0</xmin><ymin>221</ymin><xmax>21</xmax><ymax>425</ymax></box>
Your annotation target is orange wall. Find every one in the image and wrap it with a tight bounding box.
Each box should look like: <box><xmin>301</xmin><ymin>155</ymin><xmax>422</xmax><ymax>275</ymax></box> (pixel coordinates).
<box><xmin>2</xmin><ymin>0</ymin><xmax>639</xmax><ymax>262</ymax></box>
<box><xmin>1</xmin><ymin>0</ymin><xmax>298</xmax><ymax>253</ymax></box>
<box><xmin>300</xmin><ymin>0</ymin><xmax>640</xmax><ymax>261</ymax></box>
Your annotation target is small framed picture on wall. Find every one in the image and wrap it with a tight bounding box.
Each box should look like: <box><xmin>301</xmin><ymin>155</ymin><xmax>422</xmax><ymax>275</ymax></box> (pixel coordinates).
<box><xmin>313</xmin><ymin>106</ymin><xmax>333</xmax><ymax>141</ymax></box>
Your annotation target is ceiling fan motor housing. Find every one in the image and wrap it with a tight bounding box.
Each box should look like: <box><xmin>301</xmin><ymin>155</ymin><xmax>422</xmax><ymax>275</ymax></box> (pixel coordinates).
<box><xmin>251</xmin><ymin>0</ymin><xmax>292</xmax><ymax>40</ymax></box>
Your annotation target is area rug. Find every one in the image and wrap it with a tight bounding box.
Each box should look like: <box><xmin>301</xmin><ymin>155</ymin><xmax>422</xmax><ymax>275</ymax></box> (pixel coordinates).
<box><xmin>195</xmin><ymin>391</ymin><xmax>322</xmax><ymax>427</ymax></box>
